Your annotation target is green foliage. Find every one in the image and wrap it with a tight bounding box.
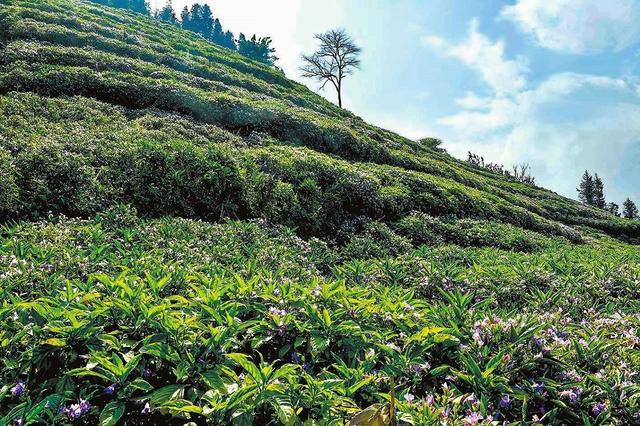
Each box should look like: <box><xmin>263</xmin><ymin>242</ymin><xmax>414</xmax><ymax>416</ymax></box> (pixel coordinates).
<box><xmin>623</xmin><ymin>198</ymin><xmax>638</xmax><ymax>220</ymax></box>
<box><xmin>342</xmin><ymin>221</ymin><xmax>413</xmax><ymax>259</ymax></box>
<box><xmin>88</xmin><ymin>0</ymin><xmax>150</xmax><ymax>16</ymax></box>
<box><xmin>238</xmin><ymin>34</ymin><xmax>278</xmax><ymax>66</ymax></box>
<box><xmin>0</xmin><ymin>0</ymin><xmax>636</xmax><ymax>237</ymax></box>
<box><xmin>0</xmin><ymin>147</ymin><xmax>19</xmax><ymax>220</ymax></box>
<box><xmin>0</xmin><ymin>214</ymin><xmax>639</xmax><ymax>424</ymax></box>
<box><xmin>0</xmin><ymin>2</ymin><xmax>639</xmax><ymax>424</ymax></box>
<box><xmin>396</xmin><ymin>212</ymin><xmax>558</xmax><ymax>252</ymax></box>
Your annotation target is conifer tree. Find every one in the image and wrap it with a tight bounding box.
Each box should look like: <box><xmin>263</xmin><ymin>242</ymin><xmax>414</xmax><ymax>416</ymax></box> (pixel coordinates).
<box><xmin>238</xmin><ymin>34</ymin><xmax>278</xmax><ymax>65</ymax></box>
<box><xmin>128</xmin><ymin>0</ymin><xmax>150</xmax><ymax>15</ymax></box>
<box><xmin>189</xmin><ymin>4</ymin><xmax>204</xmax><ymax>35</ymax></box>
<box><xmin>593</xmin><ymin>174</ymin><xmax>606</xmax><ymax>209</ymax></box>
<box><xmin>607</xmin><ymin>202</ymin><xmax>620</xmax><ymax>217</ymax></box>
<box><xmin>577</xmin><ymin>170</ymin><xmax>594</xmax><ymax>206</ymax></box>
<box><xmin>220</xmin><ymin>30</ymin><xmax>236</xmax><ymax>50</ymax></box>
<box><xmin>211</xmin><ymin>18</ymin><xmax>223</xmax><ymax>42</ymax></box>
<box><xmin>156</xmin><ymin>0</ymin><xmax>177</xmax><ymax>24</ymax></box>
<box><xmin>200</xmin><ymin>4</ymin><xmax>214</xmax><ymax>39</ymax></box>
<box><xmin>180</xmin><ymin>6</ymin><xmax>191</xmax><ymax>30</ymax></box>
<box><xmin>623</xmin><ymin>198</ymin><xmax>638</xmax><ymax>219</ymax></box>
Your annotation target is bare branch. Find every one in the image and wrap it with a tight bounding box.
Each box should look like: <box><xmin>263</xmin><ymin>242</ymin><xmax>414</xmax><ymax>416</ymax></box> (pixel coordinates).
<box><xmin>300</xmin><ymin>28</ymin><xmax>361</xmax><ymax>108</ymax></box>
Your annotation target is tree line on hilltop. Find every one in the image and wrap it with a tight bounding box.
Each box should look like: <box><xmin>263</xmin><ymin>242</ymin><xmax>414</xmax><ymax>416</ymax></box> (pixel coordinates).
<box><xmin>88</xmin><ymin>0</ymin><xmax>278</xmax><ymax>66</ymax></box>
<box><xmin>464</xmin><ymin>154</ymin><xmax>638</xmax><ymax>220</ymax></box>
<box><xmin>577</xmin><ymin>170</ymin><xmax>637</xmax><ymax>219</ymax></box>
<box><xmin>466</xmin><ymin>152</ymin><xmax>536</xmax><ymax>185</ymax></box>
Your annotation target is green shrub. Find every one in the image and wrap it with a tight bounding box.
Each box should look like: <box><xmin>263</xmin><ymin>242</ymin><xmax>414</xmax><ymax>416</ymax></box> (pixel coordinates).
<box><xmin>395</xmin><ymin>212</ymin><xmax>447</xmax><ymax>246</ymax></box>
<box><xmin>13</xmin><ymin>143</ymin><xmax>106</xmax><ymax>218</ymax></box>
<box><xmin>342</xmin><ymin>221</ymin><xmax>413</xmax><ymax>259</ymax></box>
<box><xmin>0</xmin><ymin>147</ymin><xmax>19</xmax><ymax>220</ymax></box>
<box><xmin>396</xmin><ymin>212</ymin><xmax>558</xmax><ymax>252</ymax></box>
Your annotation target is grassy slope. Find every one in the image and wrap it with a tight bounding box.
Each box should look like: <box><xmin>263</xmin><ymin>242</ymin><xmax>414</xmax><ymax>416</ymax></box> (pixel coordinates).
<box><xmin>1</xmin><ymin>1</ymin><xmax>639</xmax><ymax>425</ymax></box>
<box><xmin>0</xmin><ymin>0</ymin><xmax>638</xmax><ymax>240</ymax></box>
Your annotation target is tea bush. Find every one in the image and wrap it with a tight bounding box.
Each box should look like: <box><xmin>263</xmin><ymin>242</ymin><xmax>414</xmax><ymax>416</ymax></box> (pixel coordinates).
<box><xmin>0</xmin><ymin>0</ymin><xmax>638</xmax><ymax>239</ymax></box>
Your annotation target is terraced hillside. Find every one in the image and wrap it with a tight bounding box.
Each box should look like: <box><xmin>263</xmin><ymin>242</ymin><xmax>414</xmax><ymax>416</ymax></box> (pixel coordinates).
<box><xmin>1</xmin><ymin>1</ymin><xmax>639</xmax><ymax>425</ymax></box>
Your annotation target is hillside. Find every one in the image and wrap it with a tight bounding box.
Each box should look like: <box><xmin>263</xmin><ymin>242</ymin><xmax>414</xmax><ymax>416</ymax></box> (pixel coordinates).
<box><xmin>1</xmin><ymin>1</ymin><xmax>639</xmax><ymax>425</ymax></box>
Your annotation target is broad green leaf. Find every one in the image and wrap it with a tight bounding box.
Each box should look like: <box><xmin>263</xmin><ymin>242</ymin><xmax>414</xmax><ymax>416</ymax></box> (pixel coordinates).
<box><xmin>99</xmin><ymin>401</ymin><xmax>125</xmax><ymax>426</ymax></box>
<box><xmin>227</xmin><ymin>353</ymin><xmax>263</xmax><ymax>383</ymax></box>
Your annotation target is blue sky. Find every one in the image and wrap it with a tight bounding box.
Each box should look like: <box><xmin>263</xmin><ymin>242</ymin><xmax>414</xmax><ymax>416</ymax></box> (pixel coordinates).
<box><xmin>150</xmin><ymin>0</ymin><xmax>640</xmax><ymax>205</ymax></box>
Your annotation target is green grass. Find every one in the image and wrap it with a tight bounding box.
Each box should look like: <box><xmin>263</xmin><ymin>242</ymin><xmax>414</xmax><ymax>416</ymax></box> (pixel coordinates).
<box><xmin>1</xmin><ymin>0</ymin><xmax>640</xmax><ymax>424</ymax></box>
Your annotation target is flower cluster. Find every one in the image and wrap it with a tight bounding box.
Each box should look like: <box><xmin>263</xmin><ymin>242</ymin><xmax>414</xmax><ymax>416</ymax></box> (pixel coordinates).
<box><xmin>60</xmin><ymin>400</ymin><xmax>91</xmax><ymax>419</ymax></box>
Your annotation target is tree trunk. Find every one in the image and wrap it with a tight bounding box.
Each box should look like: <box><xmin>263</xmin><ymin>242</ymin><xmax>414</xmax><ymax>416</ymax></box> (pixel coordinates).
<box><xmin>337</xmin><ymin>83</ymin><xmax>342</xmax><ymax>108</ymax></box>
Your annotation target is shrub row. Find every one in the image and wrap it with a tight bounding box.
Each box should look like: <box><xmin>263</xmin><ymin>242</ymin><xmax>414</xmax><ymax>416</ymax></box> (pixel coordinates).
<box><xmin>0</xmin><ymin>93</ymin><xmax>586</xmax><ymax>245</ymax></box>
<box><xmin>0</xmin><ymin>7</ymin><xmax>630</xmax><ymax>238</ymax></box>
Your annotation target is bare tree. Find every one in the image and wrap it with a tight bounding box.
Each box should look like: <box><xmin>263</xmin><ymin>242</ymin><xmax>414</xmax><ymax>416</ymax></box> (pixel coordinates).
<box><xmin>300</xmin><ymin>29</ymin><xmax>361</xmax><ymax>108</ymax></box>
<box><xmin>512</xmin><ymin>163</ymin><xmax>536</xmax><ymax>185</ymax></box>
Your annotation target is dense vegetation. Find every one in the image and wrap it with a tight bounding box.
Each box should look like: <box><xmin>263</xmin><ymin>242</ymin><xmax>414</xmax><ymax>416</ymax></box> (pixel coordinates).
<box><xmin>1</xmin><ymin>1</ymin><xmax>639</xmax><ymax>425</ymax></box>
<box><xmin>88</xmin><ymin>0</ymin><xmax>278</xmax><ymax>66</ymax></box>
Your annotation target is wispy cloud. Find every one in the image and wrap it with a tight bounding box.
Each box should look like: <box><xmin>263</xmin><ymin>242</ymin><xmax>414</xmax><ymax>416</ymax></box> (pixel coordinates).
<box><xmin>422</xmin><ymin>19</ymin><xmax>528</xmax><ymax>96</ymax></box>
<box><xmin>501</xmin><ymin>0</ymin><xmax>640</xmax><ymax>54</ymax></box>
<box><xmin>423</xmin><ymin>17</ymin><xmax>640</xmax><ymax>203</ymax></box>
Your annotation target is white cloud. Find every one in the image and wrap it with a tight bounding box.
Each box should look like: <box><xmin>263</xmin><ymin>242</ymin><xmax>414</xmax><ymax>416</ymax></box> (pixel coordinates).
<box><xmin>501</xmin><ymin>0</ymin><xmax>640</xmax><ymax>54</ymax></box>
<box><xmin>423</xmin><ymin>18</ymin><xmax>640</xmax><ymax>203</ymax></box>
<box><xmin>455</xmin><ymin>91</ymin><xmax>491</xmax><ymax>109</ymax></box>
<box><xmin>422</xmin><ymin>19</ymin><xmax>528</xmax><ymax>96</ymax></box>
<box><xmin>440</xmin><ymin>73</ymin><xmax>640</xmax><ymax>203</ymax></box>
<box><xmin>421</xmin><ymin>35</ymin><xmax>446</xmax><ymax>50</ymax></box>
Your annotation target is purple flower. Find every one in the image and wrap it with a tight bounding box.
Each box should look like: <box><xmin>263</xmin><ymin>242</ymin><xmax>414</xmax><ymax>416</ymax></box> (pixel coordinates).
<box><xmin>143</xmin><ymin>368</ymin><xmax>153</xmax><ymax>378</ymax></box>
<box><xmin>533</xmin><ymin>382</ymin><xmax>545</xmax><ymax>393</ymax></box>
<box><xmin>404</xmin><ymin>393</ymin><xmax>415</xmax><ymax>404</ymax></box>
<box><xmin>409</xmin><ymin>364</ymin><xmax>424</xmax><ymax>374</ymax></box>
<box><xmin>277</xmin><ymin>324</ymin><xmax>287</xmax><ymax>336</ymax></box>
<box><xmin>424</xmin><ymin>393</ymin><xmax>435</xmax><ymax>406</ymax></box>
<box><xmin>269</xmin><ymin>306</ymin><xmax>288</xmax><ymax>316</ymax></box>
<box><xmin>533</xmin><ymin>336</ymin><xmax>543</xmax><ymax>347</ymax></box>
<box><xmin>78</xmin><ymin>400</ymin><xmax>91</xmax><ymax>415</ymax></box>
<box><xmin>568</xmin><ymin>391</ymin><xmax>579</xmax><ymax>404</ymax></box>
<box><xmin>11</xmin><ymin>382</ymin><xmax>25</xmax><ymax>397</ymax></box>
<box><xmin>14</xmin><ymin>419</ymin><xmax>24</xmax><ymax>426</ymax></box>
<box><xmin>302</xmin><ymin>362</ymin><xmax>311</xmax><ymax>371</ymax></box>
<box><xmin>592</xmin><ymin>402</ymin><xmax>606</xmax><ymax>416</ymax></box>
<box><xmin>561</xmin><ymin>387</ymin><xmax>582</xmax><ymax>404</ymax></box>
<box><xmin>291</xmin><ymin>352</ymin><xmax>301</xmax><ymax>364</ymax></box>
<box><xmin>104</xmin><ymin>383</ymin><xmax>117</xmax><ymax>395</ymax></box>
<box><xmin>499</xmin><ymin>395</ymin><xmax>511</xmax><ymax>409</ymax></box>
<box><xmin>464</xmin><ymin>411</ymin><xmax>483</xmax><ymax>425</ymax></box>
<box><xmin>141</xmin><ymin>402</ymin><xmax>151</xmax><ymax>414</ymax></box>
<box><xmin>61</xmin><ymin>399</ymin><xmax>91</xmax><ymax>419</ymax></box>
<box><xmin>466</xmin><ymin>393</ymin><xmax>478</xmax><ymax>405</ymax></box>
